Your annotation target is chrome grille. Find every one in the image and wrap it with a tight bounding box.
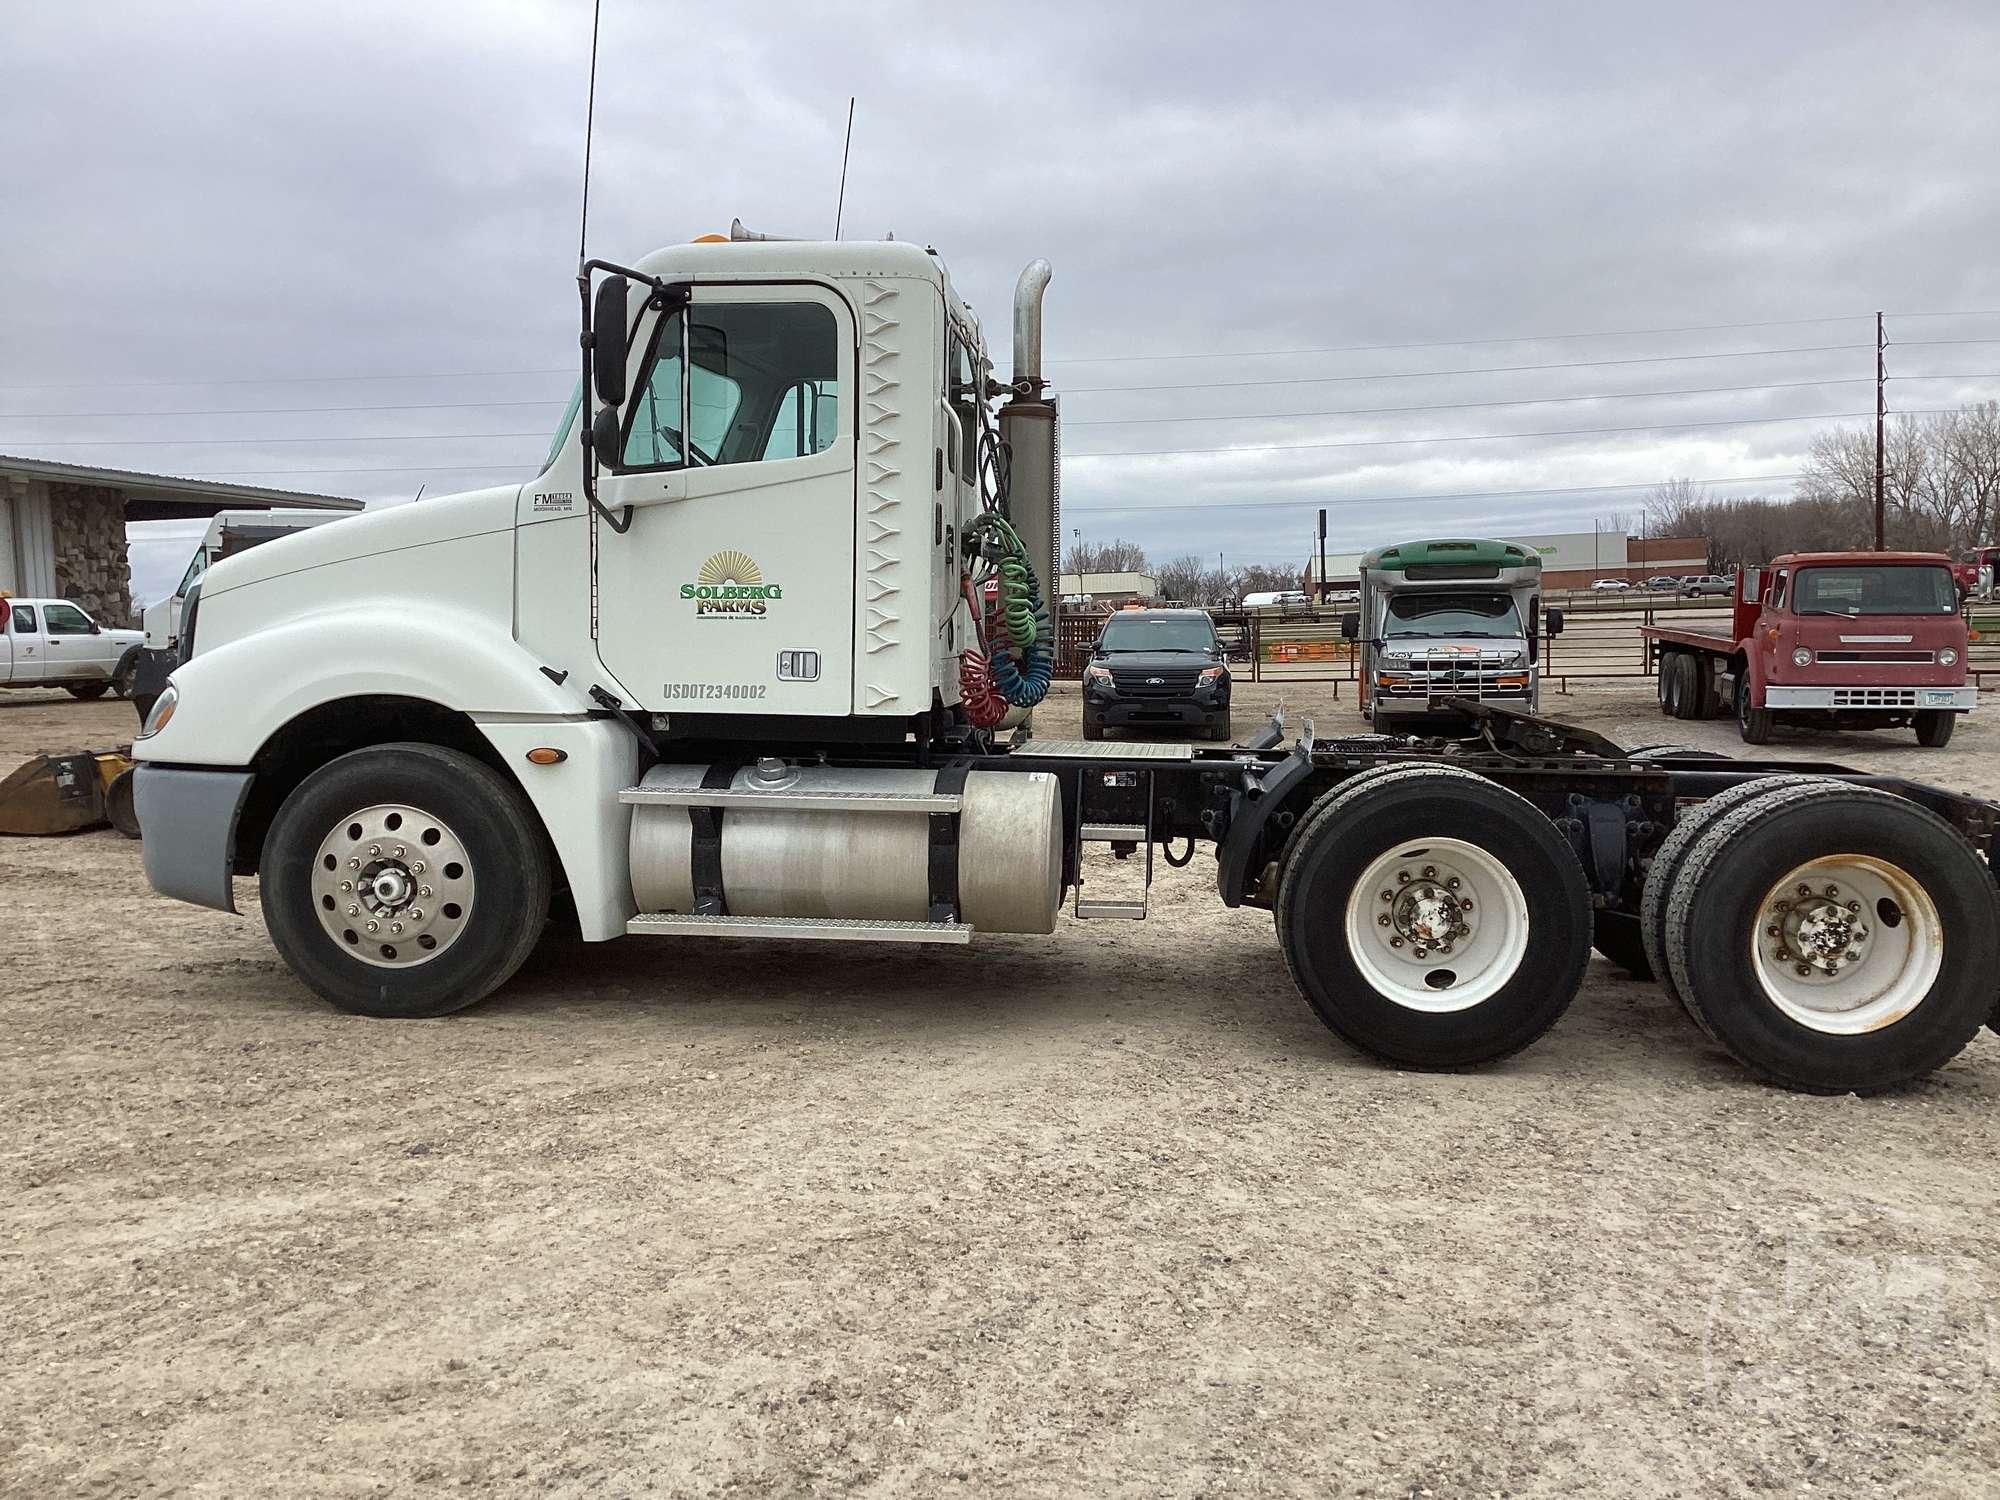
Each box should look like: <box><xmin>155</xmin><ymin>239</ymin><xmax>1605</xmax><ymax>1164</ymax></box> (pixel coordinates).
<box><xmin>1110</xmin><ymin>666</ymin><xmax>1202</xmax><ymax>697</ymax></box>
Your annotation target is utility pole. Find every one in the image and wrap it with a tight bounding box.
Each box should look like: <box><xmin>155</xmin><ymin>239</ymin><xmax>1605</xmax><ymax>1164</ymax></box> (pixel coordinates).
<box><xmin>1874</xmin><ymin>310</ymin><xmax>1887</xmax><ymax>551</ymax></box>
<box><xmin>1318</xmin><ymin>508</ymin><xmax>1328</xmax><ymax>604</ymax></box>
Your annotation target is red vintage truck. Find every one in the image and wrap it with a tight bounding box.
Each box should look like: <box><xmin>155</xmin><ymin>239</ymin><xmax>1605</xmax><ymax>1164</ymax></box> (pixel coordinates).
<box><xmin>1638</xmin><ymin>552</ymin><xmax>1976</xmax><ymax>746</ymax></box>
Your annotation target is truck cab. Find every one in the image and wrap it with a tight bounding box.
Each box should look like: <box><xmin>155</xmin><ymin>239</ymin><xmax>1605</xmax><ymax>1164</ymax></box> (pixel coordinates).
<box><xmin>0</xmin><ymin>596</ymin><xmax>144</xmax><ymax>699</ymax></box>
<box><xmin>1726</xmin><ymin>552</ymin><xmax>1972</xmax><ymax>745</ymax></box>
<box><xmin>1343</xmin><ymin>538</ymin><xmax>1557</xmax><ymax>731</ymax></box>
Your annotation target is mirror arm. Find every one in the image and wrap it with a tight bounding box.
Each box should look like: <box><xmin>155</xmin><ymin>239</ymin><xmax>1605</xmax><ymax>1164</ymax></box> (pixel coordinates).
<box><xmin>575</xmin><ymin>259</ymin><xmax>682</xmax><ymax>537</ymax></box>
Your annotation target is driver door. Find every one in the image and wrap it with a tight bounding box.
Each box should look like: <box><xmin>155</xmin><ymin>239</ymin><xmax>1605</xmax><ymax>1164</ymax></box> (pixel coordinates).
<box><xmin>592</xmin><ymin>283</ymin><xmax>856</xmax><ymax>716</ymax></box>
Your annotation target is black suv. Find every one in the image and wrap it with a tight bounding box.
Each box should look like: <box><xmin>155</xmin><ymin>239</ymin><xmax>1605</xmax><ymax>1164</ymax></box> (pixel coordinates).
<box><xmin>1082</xmin><ymin>609</ymin><xmax>1232</xmax><ymax>741</ymax></box>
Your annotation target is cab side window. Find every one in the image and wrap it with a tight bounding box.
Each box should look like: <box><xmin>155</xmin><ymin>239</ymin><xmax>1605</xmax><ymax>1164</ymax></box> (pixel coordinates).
<box><xmin>622</xmin><ymin>302</ymin><xmax>838</xmax><ymax>472</ymax></box>
<box><xmin>1770</xmin><ymin>571</ymin><xmax>1788</xmax><ymax>610</ymax></box>
<box><xmin>9</xmin><ymin>605</ymin><xmax>37</xmax><ymax>633</ymax></box>
<box><xmin>43</xmin><ymin>603</ymin><xmax>92</xmax><ymax>636</ymax></box>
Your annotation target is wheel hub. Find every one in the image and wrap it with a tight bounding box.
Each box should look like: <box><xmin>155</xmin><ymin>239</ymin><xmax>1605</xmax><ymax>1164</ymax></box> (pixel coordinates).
<box><xmin>1766</xmin><ymin>883</ymin><xmax>1872</xmax><ymax>980</ymax></box>
<box><xmin>310</xmin><ymin>803</ymin><xmax>473</xmax><ymax>968</ymax></box>
<box><xmin>1349</xmin><ymin>839</ymin><xmax>1526</xmax><ymax>1015</ymax></box>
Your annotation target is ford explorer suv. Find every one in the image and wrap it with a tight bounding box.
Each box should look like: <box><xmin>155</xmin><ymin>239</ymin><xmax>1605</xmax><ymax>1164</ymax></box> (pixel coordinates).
<box><xmin>1082</xmin><ymin>608</ymin><xmax>1231</xmax><ymax>741</ymax></box>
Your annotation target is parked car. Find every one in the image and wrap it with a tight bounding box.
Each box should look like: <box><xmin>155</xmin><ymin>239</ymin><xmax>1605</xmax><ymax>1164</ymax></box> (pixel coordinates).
<box><xmin>1590</xmin><ymin>578</ymin><xmax>1632</xmax><ymax>591</ymax></box>
<box><xmin>1083</xmin><ymin>608</ymin><xmax>1231</xmax><ymax>741</ymax></box>
<box><xmin>1681</xmin><ymin>574</ymin><xmax>1733</xmax><ymax>597</ymax></box>
<box><xmin>0</xmin><ymin>597</ymin><xmax>144</xmax><ymax>699</ymax></box>
<box><xmin>1643</xmin><ymin>575</ymin><xmax>1682</xmax><ymax>590</ymax></box>
<box><xmin>1241</xmin><ymin>590</ymin><xmax>1309</xmax><ymax>609</ymax></box>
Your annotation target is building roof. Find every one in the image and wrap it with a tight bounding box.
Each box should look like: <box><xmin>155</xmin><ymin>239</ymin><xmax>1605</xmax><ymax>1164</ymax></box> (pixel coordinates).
<box><xmin>1</xmin><ymin>454</ymin><xmax>362</xmax><ymax>521</ymax></box>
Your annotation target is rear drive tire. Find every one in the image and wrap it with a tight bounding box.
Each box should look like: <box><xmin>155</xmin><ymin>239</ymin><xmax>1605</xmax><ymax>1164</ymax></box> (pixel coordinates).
<box><xmin>1670</xmin><ymin>653</ymin><xmax>1701</xmax><ymax>720</ymax></box>
<box><xmin>1663</xmin><ymin>781</ymin><xmax>1998</xmax><ymax>1093</ymax></box>
<box><xmin>260</xmin><ymin>743</ymin><xmax>552</xmax><ymax>1019</ymax></box>
<box><xmin>1276</xmin><ymin>766</ymin><xmax>1592</xmax><ymax>1069</ymax></box>
<box><xmin>1915</xmin><ymin>710</ymin><xmax>1955</xmax><ymax>748</ymax></box>
<box><xmin>1640</xmin><ymin>775</ymin><xmax>1818</xmax><ymax>1030</ymax></box>
<box><xmin>65</xmin><ymin>682</ymin><xmax>109</xmax><ymax>700</ymax></box>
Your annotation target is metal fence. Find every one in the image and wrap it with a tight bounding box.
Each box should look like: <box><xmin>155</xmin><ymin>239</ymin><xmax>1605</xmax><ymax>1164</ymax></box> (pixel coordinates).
<box><xmin>1055</xmin><ymin>602</ymin><xmax>2000</xmax><ymax>693</ymax></box>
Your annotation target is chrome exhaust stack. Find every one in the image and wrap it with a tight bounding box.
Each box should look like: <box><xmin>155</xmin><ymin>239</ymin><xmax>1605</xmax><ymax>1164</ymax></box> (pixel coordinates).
<box><xmin>999</xmin><ymin>259</ymin><xmax>1059</xmax><ymax>606</ymax></box>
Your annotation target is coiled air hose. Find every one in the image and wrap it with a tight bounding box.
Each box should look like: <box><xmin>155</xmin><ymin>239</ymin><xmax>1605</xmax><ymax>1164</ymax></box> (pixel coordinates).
<box><xmin>958</xmin><ymin>513</ymin><xmax>1053</xmax><ymax>722</ymax></box>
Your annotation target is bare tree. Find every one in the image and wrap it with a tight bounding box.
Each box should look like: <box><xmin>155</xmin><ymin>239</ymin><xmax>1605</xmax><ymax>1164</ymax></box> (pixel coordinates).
<box><xmin>1154</xmin><ymin>553</ymin><xmax>1209</xmax><ymax>605</ymax></box>
<box><xmin>1062</xmin><ymin>538</ymin><xmax>1150</xmax><ymax>576</ymax></box>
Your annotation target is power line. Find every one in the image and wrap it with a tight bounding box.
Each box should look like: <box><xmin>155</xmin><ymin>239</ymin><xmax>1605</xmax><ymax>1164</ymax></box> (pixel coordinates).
<box><xmin>1050</xmin><ymin>313</ymin><xmax>1881</xmax><ymax>365</ymax></box>
<box><xmin>17</xmin><ymin>430</ymin><xmax>551</xmax><ymax>448</ymax></box>
<box><xmin>1064</xmin><ymin>374</ymin><xmax>2000</xmax><ymax>429</ymax></box>
<box><xmin>0</xmin><ymin>397</ymin><xmax>568</xmax><ymax>421</ymax></box>
<box><xmin>1068</xmin><ymin>473</ymin><xmax>1804</xmax><ymax>516</ymax></box>
<box><xmin>1066</xmin><ymin>409</ymin><xmax>1943</xmax><ymax>462</ymax></box>
<box><xmin>0</xmin><ymin>367</ymin><xmax>573</xmax><ymax>394</ymax></box>
<box><xmin>1062</xmin><ymin>343</ymin><xmax>1893</xmax><ymax>395</ymax></box>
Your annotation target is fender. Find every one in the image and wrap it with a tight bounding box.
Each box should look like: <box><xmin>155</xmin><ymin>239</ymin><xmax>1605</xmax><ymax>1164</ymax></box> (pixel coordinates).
<box><xmin>135</xmin><ymin>602</ymin><xmax>592</xmax><ymax>766</ymax></box>
<box><xmin>133</xmin><ymin>603</ymin><xmax>643</xmax><ymax>941</ymax></box>
<box><xmin>1735</xmin><ymin>642</ymin><xmax>1765</xmax><ymax>707</ymax></box>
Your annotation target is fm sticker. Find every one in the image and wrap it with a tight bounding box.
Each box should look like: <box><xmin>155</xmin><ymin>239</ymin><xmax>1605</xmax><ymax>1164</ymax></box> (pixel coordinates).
<box><xmin>532</xmin><ymin>491</ymin><xmax>575</xmax><ymax>512</ymax></box>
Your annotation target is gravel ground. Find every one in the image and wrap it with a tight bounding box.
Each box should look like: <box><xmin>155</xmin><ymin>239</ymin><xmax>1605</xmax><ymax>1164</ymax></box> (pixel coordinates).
<box><xmin>4</xmin><ymin>681</ymin><xmax>1998</xmax><ymax>1498</ymax></box>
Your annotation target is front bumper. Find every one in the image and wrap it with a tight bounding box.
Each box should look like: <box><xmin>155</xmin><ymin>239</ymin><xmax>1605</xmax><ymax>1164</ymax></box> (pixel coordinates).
<box><xmin>134</xmin><ymin>765</ymin><xmax>256</xmax><ymax>913</ymax></box>
<box><xmin>1763</xmin><ymin>684</ymin><xmax>1977</xmax><ymax>711</ymax></box>
<box><xmin>1087</xmin><ymin>699</ymin><xmax>1224</xmax><ymax>729</ymax></box>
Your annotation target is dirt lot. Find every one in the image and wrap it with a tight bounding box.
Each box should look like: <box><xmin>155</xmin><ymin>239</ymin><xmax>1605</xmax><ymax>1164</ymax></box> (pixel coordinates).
<box><xmin>4</xmin><ymin>681</ymin><xmax>1998</xmax><ymax>1498</ymax></box>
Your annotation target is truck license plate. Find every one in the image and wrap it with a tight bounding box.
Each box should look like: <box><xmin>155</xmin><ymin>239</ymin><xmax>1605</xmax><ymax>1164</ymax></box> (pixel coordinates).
<box><xmin>1920</xmin><ymin>689</ymin><xmax>1956</xmax><ymax>706</ymax></box>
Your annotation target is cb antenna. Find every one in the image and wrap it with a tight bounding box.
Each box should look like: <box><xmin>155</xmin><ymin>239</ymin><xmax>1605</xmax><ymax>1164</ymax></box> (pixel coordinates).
<box><xmin>577</xmin><ymin>0</ymin><xmax>603</xmax><ymax>271</ymax></box>
<box><xmin>834</xmin><ymin>96</ymin><xmax>855</xmax><ymax>239</ymax></box>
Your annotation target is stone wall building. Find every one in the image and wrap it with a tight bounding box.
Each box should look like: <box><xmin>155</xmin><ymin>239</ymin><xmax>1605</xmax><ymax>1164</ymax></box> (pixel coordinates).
<box><xmin>2</xmin><ymin>458</ymin><xmax>361</xmax><ymax>623</ymax></box>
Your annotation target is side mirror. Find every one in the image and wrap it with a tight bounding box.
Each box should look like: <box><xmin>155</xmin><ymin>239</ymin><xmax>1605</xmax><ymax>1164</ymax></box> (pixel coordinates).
<box><xmin>89</xmin><ymin>621</ymin><xmax>103</xmax><ymax>634</ymax></box>
<box><xmin>591</xmin><ymin>406</ymin><xmax>623</xmax><ymax>470</ymax></box>
<box><xmin>1546</xmin><ymin>607</ymin><xmax>1565</xmax><ymax>637</ymax></box>
<box><xmin>1340</xmin><ymin>612</ymin><xmax>1359</xmax><ymax>640</ymax></box>
<box><xmin>591</xmin><ymin>275</ymin><xmax>629</xmax><ymax>407</ymax></box>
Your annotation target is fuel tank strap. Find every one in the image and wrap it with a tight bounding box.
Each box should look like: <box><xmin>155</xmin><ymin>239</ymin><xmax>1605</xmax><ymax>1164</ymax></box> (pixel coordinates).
<box><xmin>688</xmin><ymin>763</ymin><xmax>739</xmax><ymax>915</ymax></box>
<box><xmin>928</xmin><ymin>764</ymin><xmax>970</xmax><ymax>922</ymax></box>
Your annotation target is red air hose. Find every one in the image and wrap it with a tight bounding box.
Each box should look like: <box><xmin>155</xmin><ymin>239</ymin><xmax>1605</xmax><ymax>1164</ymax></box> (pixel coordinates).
<box><xmin>957</xmin><ymin>576</ymin><xmax>1009</xmax><ymax>728</ymax></box>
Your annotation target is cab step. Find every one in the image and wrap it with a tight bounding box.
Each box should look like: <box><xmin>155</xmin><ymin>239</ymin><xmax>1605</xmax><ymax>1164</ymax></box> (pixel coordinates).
<box><xmin>1080</xmin><ymin>822</ymin><xmax>1147</xmax><ymax>842</ymax></box>
<box><xmin>1074</xmin><ymin>899</ymin><xmax>1147</xmax><ymax>921</ymax></box>
<box><xmin>627</xmin><ymin>913</ymin><xmax>973</xmax><ymax>943</ymax></box>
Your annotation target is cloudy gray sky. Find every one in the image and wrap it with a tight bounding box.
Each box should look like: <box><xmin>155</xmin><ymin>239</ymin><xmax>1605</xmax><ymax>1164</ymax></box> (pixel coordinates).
<box><xmin>5</xmin><ymin>0</ymin><xmax>1999</xmax><ymax>598</ymax></box>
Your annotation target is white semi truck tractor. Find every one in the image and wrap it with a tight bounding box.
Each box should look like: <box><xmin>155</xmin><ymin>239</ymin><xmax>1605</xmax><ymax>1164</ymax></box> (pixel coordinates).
<box><xmin>131</xmin><ymin>227</ymin><xmax>2000</xmax><ymax>1095</ymax></box>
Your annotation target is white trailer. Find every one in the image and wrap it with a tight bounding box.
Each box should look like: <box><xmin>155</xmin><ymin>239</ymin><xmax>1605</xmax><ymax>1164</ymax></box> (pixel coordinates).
<box><xmin>129</xmin><ymin>228</ymin><xmax>2000</xmax><ymax>1096</ymax></box>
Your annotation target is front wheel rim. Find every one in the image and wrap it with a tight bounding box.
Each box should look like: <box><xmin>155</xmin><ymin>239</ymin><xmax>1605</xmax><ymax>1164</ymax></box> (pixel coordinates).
<box><xmin>1748</xmin><ymin>855</ymin><xmax>1941</xmax><ymax>1034</ymax></box>
<box><xmin>1344</xmin><ymin>837</ymin><xmax>1532</xmax><ymax>1013</ymax></box>
<box><xmin>309</xmin><ymin>803</ymin><xmax>476</xmax><ymax>968</ymax></box>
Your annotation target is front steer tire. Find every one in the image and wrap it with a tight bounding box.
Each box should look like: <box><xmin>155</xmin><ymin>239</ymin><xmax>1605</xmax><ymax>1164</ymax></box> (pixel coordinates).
<box><xmin>1276</xmin><ymin>765</ymin><xmax>1593</xmax><ymax>1069</ymax></box>
<box><xmin>66</xmin><ymin>682</ymin><xmax>110</xmax><ymax>700</ymax></box>
<box><xmin>260</xmin><ymin>743</ymin><xmax>552</xmax><ymax>1019</ymax></box>
<box><xmin>1914</xmin><ymin>710</ymin><xmax>1955</xmax><ymax>748</ymax></box>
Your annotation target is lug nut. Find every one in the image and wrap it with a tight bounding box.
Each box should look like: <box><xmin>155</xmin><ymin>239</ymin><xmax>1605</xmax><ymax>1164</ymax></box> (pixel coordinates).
<box><xmin>1421</xmin><ymin>865</ymin><xmax>1437</xmax><ymax>879</ymax></box>
<box><xmin>394</xmin><ymin>845</ymin><xmax>406</xmax><ymax>858</ymax></box>
<box><xmin>1845</xmin><ymin>950</ymin><xmax>1860</xmax><ymax>962</ymax></box>
<box><xmin>413</xmin><ymin>861</ymin><xmax>426</xmax><ymax>875</ymax></box>
<box><xmin>1378</xmin><ymin>913</ymin><xmax>1391</xmax><ymax>927</ymax></box>
<box><xmin>1380</xmin><ymin>889</ymin><xmax>1393</xmax><ymax>902</ymax></box>
<box><xmin>1397</xmin><ymin>871</ymin><xmax>1411</xmax><ymax>885</ymax></box>
<box><xmin>390</xmin><ymin>922</ymin><xmax>403</xmax><ymax>935</ymax></box>
<box><xmin>346</xmin><ymin>904</ymin><xmax>359</xmax><ymax>917</ymax></box>
<box><xmin>1460</xmin><ymin>898</ymin><xmax>1474</xmax><ymax>911</ymax></box>
<box><xmin>1445</xmin><ymin>876</ymin><xmax>1461</xmax><ymax>891</ymax></box>
<box><xmin>419</xmin><ymin>885</ymin><xmax>433</xmax><ymax>899</ymax></box>
<box><xmin>1825</xmin><ymin>962</ymin><xmax>1841</xmax><ymax>975</ymax></box>
<box><xmin>1765</xmin><ymin>925</ymin><xmax>1781</xmax><ymax>938</ymax></box>
<box><xmin>370</xmin><ymin>844</ymin><xmax>382</xmax><ymax>858</ymax></box>
<box><xmin>1795</xmin><ymin>962</ymin><xmax>1812</xmax><ymax>976</ymax></box>
<box><xmin>1389</xmin><ymin>936</ymin><xmax>1404</xmax><ymax>948</ymax></box>
<box><xmin>1438</xmin><ymin>944</ymin><xmax>1454</xmax><ymax>955</ymax></box>
<box><xmin>348</xmin><ymin>857</ymin><xmax>360</xmax><ymax>870</ymax></box>
<box><xmin>1845</xmin><ymin>900</ymin><xmax>1861</xmax><ymax>913</ymax></box>
<box><xmin>409</xmin><ymin>908</ymin><xmax>424</xmax><ymax>922</ymax></box>
<box><xmin>1824</xmin><ymin>885</ymin><xmax>1840</xmax><ymax>898</ymax></box>
<box><xmin>366</xmin><ymin>920</ymin><xmax>379</xmax><ymax>933</ymax></box>
<box><xmin>339</xmin><ymin>880</ymin><xmax>352</xmax><ymax>893</ymax></box>
<box><xmin>1797</xmin><ymin>884</ymin><xmax>1812</xmax><ymax>897</ymax></box>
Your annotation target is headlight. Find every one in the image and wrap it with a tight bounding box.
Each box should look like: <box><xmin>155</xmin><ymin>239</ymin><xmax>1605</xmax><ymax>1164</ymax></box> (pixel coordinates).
<box><xmin>138</xmin><ymin>683</ymin><xmax>178</xmax><ymax>739</ymax></box>
<box><xmin>1084</xmin><ymin>664</ymin><xmax>1112</xmax><ymax>685</ymax></box>
<box><xmin>1198</xmin><ymin>665</ymin><xmax>1226</xmax><ymax>684</ymax></box>
<box><xmin>1939</xmin><ymin>647</ymin><xmax>1959</xmax><ymax>666</ymax></box>
<box><xmin>1791</xmin><ymin>647</ymin><xmax>1813</xmax><ymax>667</ymax></box>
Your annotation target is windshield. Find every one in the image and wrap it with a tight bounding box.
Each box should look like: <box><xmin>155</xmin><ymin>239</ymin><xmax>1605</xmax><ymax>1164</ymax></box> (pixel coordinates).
<box><xmin>1098</xmin><ymin>615</ymin><xmax>1218</xmax><ymax>652</ymax></box>
<box><xmin>1794</xmin><ymin>565</ymin><xmax>1958</xmax><ymax>617</ymax></box>
<box><xmin>1382</xmin><ymin>591</ymin><xmax>1523</xmax><ymax>639</ymax></box>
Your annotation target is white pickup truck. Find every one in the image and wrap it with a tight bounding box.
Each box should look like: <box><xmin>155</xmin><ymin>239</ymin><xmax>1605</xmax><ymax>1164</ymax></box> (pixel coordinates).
<box><xmin>0</xmin><ymin>597</ymin><xmax>144</xmax><ymax>699</ymax></box>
